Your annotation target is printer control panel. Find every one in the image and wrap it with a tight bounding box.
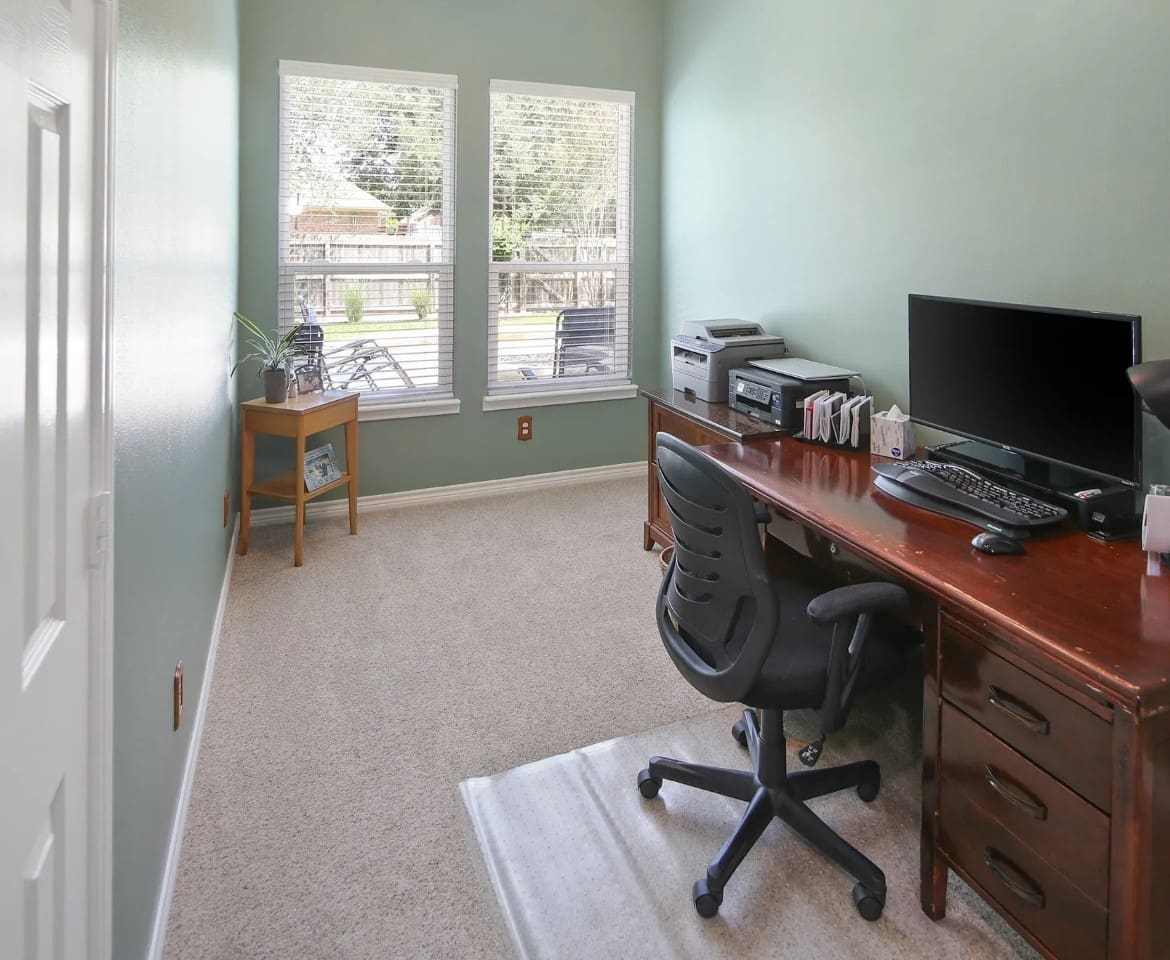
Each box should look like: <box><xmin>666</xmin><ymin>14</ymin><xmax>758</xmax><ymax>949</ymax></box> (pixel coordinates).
<box><xmin>736</xmin><ymin>379</ymin><xmax>777</xmax><ymax>408</ymax></box>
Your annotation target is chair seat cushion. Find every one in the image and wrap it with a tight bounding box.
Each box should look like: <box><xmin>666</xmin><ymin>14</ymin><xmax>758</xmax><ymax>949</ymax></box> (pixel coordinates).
<box><xmin>740</xmin><ymin>575</ymin><xmax>903</xmax><ymax>710</ymax></box>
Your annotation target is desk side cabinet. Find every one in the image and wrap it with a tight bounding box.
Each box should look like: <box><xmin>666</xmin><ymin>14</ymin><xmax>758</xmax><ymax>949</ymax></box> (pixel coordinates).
<box><xmin>924</xmin><ymin>609</ymin><xmax>1170</xmax><ymax>960</ymax></box>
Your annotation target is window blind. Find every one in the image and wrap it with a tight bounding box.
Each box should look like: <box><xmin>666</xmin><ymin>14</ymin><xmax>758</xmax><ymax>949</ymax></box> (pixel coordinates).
<box><xmin>278</xmin><ymin>61</ymin><xmax>456</xmax><ymax>399</ymax></box>
<box><xmin>487</xmin><ymin>80</ymin><xmax>634</xmax><ymax>393</ymax></box>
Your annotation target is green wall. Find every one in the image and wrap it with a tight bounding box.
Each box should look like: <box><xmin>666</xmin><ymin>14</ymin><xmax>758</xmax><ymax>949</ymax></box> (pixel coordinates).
<box><xmin>238</xmin><ymin>0</ymin><xmax>664</xmax><ymax>495</ymax></box>
<box><xmin>662</xmin><ymin>1</ymin><xmax>1170</xmax><ymax>481</ymax></box>
<box><xmin>112</xmin><ymin>0</ymin><xmax>239</xmax><ymax>957</ymax></box>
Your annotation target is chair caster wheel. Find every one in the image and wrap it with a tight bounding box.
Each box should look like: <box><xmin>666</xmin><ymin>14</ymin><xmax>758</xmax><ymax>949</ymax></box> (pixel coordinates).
<box><xmin>637</xmin><ymin>769</ymin><xmax>662</xmax><ymax>799</ymax></box>
<box><xmin>731</xmin><ymin>719</ymin><xmax>748</xmax><ymax>749</ymax></box>
<box><xmin>692</xmin><ymin>878</ymin><xmax>723</xmax><ymax>918</ymax></box>
<box><xmin>857</xmin><ymin>775</ymin><xmax>881</xmax><ymax>803</ymax></box>
<box><xmin>853</xmin><ymin>882</ymin><xmax>885</xmax><ymax>921</ymax></box>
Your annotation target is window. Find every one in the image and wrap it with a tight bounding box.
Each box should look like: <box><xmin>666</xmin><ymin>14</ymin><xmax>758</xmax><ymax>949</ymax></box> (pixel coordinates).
<box><xmin>278</xmin><ymin>61</ymin><xmax>456</xmax><ymax>406</ymax></box>
<box><xmin>487</xmin><ymin>81</ymin><xmax>634</xmax><ymax>397</ymax></box>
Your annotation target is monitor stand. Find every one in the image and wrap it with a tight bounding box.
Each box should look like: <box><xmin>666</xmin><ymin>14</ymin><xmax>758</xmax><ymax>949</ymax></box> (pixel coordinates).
<box><xmin>925</xmin><ymin>439</ymin><xmax>1120</xmax><ymax>499</ymax></box>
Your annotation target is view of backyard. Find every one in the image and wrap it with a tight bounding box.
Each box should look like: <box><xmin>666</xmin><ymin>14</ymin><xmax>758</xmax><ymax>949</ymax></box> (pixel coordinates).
<box><xmin>281</xmin><ymin>71</ymin><xmax>628</xmax><ymax>396</ymax></box>
<box><xmin>297</xmin><ymin>312</ymin><xmax>566</xmax><ymax>392</ymax></box>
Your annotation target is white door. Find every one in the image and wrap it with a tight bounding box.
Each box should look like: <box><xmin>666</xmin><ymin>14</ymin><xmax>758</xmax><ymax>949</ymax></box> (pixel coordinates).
<box><xmin>0</xmin><ymin>0</ymin><xmax>102</xmax><ymax>957</ymax></box>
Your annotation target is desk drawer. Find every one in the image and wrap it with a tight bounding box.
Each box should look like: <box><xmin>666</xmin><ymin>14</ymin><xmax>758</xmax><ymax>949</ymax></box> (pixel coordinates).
<box><xmin>941</xmin><ymin>702</ymin><xmax>1109</xmax><ymax>907</ymax></box>
<box><xmin>940</xmin><ymin>789</ymin><xmax>1107</xmax><ymax>960</ymax></box>
<box><xmin>940</xmin><ymin>618</ymin><xmax>1112</xmax><ymax>812</ymax></box>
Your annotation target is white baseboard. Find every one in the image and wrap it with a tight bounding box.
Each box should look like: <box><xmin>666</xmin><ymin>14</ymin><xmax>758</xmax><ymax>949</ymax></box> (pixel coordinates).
<box><xmin>249</xmin><ymin>460</ymin><xmax>645</xmax><ymax>527</ymax></box>
<box><xmin>146</xmin><ymin>517</ymin><xmax>238</xmax><ymax>960</ymax></box>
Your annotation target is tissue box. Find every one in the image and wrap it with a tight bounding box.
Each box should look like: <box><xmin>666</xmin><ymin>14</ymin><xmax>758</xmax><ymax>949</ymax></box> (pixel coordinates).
<box><xmin>871</xmin><ymin>408</ymin><xmax>915</xmax><ymax>460</ymax></box>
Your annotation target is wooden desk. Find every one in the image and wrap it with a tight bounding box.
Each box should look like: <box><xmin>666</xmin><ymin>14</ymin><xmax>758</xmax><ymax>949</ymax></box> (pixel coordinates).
<box><xmin>645</xmin><ymin>396</ymin><xmax>1170</xmax><ymax>960</ymax></box>
<box><xmin>240</xmin><ymin>391</ymin><xmax>359</xmax><ymax>566</ymax></box>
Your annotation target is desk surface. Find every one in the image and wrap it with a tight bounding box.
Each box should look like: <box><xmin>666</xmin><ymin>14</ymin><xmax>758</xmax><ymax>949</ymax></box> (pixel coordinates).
<box><xmin>703</xmin><ymin>438</ymin><xmax>1170</xmax><ymax>713</ymax></box>
<box><xmin>241</xmin><ymin>390</ymin><xmax>355</xmax><ymax>415</ymax></box>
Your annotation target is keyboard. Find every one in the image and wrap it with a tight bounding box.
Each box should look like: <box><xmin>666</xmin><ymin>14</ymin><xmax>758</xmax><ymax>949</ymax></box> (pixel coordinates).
<box><xmin>871</xmin><ymin>459</ymin><xmax>1068</xmax><ymax>536</ymax></box>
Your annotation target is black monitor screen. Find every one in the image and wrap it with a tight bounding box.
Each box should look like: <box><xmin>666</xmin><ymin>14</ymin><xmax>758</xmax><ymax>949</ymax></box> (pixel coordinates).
<box><xmin>908</xmin><ymin>295</ymin><xmax>1141</xmax><ymax>483</ymax></box>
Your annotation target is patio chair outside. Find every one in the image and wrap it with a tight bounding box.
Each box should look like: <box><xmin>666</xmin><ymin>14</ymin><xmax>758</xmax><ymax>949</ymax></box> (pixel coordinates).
<box><xmin>553</xmin><ymin>305</ymin><xmax>616</xmax><ymax>378</ymax></box>
<box><xmin>294</xmin><ymin>295</ymin><xmax>325</xmax><ymax>369</ymax></box>
<box><xmin>295</xmin><ymin>294</ymin><xmax>416</xmax><ymax>391</ymax></box>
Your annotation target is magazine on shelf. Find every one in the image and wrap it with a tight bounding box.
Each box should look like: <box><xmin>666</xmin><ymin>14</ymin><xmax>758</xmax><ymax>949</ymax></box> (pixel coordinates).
<box><xmin>304</xmin><ymin>443</ymin><xmax>342</xmax><ymax>491</ymax></box>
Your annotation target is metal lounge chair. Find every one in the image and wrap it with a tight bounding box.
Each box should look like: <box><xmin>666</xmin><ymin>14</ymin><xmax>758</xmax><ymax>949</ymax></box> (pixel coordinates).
<box><xmin>295</xmin><ymin>295</ymin><xmax>415</xmax><ymax>390</ymax></box>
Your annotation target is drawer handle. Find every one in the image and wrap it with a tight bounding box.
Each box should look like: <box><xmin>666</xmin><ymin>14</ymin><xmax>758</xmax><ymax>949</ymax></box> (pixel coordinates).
<box><xmin>984</xmin><ymin>765</ymin><xmax>1048</xmax><ymax>820</ymax></box>
<box><xmin>986</xmin><ymin>686</ymin><xmax>1050</xmax><ymax>735</ymax></box>
<box><xmin>983</xmin><ymin>847</ymin><xmax>1046</xmax><ymax>909</ymax></box>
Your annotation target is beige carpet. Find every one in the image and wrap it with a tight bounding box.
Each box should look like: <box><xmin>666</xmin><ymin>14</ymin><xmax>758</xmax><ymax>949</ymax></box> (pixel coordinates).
<box><xmin>166</xmin><ymin>475</ymin><xmax>1036</xmax><ymax>959</ymax></box>
<box><xmin>165</xmin><ymin>477</ymin><xmax>715</xmax><ymax>959</ymax></box>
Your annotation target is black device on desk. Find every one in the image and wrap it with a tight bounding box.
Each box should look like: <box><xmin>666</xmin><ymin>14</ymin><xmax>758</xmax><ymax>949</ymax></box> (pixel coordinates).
<box><xmin>728</xmin><ymin>364</ymin><xmax>851</xmax><ymax>430</ymax></box>
<box><xmin>872</xmin><ymin>460</ymin><xmax>1067</xmax><ymax>539</ymax></box>
<box><xmin>873</xmin><ymin>294</ymin><xmax>1143</xmax><ymax>540</ymax></box>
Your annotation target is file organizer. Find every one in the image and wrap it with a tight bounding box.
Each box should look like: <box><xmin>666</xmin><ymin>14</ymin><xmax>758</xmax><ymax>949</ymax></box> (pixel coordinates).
<box><xmin>794</xmin><ymin>391</ymin><xmax>873</xmax><ymax>451</ymax></box>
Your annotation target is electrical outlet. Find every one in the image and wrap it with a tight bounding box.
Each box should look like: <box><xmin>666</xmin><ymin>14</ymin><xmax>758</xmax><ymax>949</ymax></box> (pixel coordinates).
<box><xmin>173</xmin><ymin>661</ymin><xmax>184</xmax><ymax>731</ymax></box>
<box><xmin>518</xmin><ymin>415</ymin><xmax>533</xmax><ymax>441</ymax></box>
<box><xmin>223</xmin><ymin>491</ymin><xmax>230</xmax><ymax>528</ymax></box>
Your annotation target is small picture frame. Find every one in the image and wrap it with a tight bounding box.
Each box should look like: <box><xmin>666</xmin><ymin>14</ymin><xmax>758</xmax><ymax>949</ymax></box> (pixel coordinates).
<box><xmin>304</xmin><ymin>443</ymin><xmax>342</xmax><ymax>492</ymax></box>
<box><xmin>296</xmin><ymin>367</ymin><xmax>323</xmax><ymax>395</ymax></box>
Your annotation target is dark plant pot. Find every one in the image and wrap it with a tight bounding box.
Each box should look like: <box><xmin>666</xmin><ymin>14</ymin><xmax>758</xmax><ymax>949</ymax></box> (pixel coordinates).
<box><xmin>263</xmin><ymin>368</ymin><xmax>288</xmax><ymax>403</ymax></box>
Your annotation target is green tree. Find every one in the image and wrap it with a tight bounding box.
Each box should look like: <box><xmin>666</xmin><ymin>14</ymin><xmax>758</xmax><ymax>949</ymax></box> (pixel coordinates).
<box><xmin>490</xmin><ymin>93</ymin><xmax>624</xmax><ymax>306</ymax></box>
<box><xmin>284</xmin><ymin>76</ymin><xmax>447</xmax><ymax>224</ymax></box>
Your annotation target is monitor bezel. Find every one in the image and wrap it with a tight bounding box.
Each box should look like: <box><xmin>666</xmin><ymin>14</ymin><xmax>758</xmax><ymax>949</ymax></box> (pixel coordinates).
<box><xmin>907</xmin><ymin>293</ymin><xmax>1143</xmax><ymax>487</ymax></box>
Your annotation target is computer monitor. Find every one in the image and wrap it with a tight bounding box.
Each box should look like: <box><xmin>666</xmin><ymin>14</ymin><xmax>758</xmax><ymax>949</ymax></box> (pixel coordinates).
<box><xmin>908</xmin><ymin>294</ymin><xmax>1142</xmax><ymax>486</ymax></box>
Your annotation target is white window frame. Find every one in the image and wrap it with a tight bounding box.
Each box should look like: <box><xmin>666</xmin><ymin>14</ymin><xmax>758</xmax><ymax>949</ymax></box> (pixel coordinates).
<box><xmin>278</xmin><ymin>60</ymin><xmax>459</xmax><ymax>414</ymax></box>
<box><xmin>486</xmin><ymin>80</ymin><xmax>635</xmax><ymax>406</ymax></box>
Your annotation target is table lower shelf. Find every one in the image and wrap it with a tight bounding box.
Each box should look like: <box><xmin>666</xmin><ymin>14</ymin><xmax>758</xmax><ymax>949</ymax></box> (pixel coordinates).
<box><xmin>247</xmin><ymin>468</ymin><xmax>352</xmax><ymax>502</ymax></box>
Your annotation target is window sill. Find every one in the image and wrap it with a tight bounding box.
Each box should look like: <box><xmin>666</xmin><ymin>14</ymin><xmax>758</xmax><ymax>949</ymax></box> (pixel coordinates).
<box><xmin>482</xmin><ymin>383</ymin><xmax>639</xmax><ymax>412</ymax></box>
<box><xmin>359</xmin><ymin>395</ymin><xmax>461</xmax><ymax>421</ymax></box>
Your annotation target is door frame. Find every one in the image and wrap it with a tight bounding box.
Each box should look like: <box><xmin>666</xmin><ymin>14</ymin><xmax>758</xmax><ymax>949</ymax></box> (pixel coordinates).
<box><xmin>88</xmin><ymin>2</ymin><xmax>117</xmax><ymax>958</ymax></box>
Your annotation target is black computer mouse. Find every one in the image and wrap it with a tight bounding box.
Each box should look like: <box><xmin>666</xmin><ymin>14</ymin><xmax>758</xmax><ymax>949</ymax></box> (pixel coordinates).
<box><xmin>971</xmin><ymin>532</ymin><xmax>1026</xmax><ymax>555</ymax></box>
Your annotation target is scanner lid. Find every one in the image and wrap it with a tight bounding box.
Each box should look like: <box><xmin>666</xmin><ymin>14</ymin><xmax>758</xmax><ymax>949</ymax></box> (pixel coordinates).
<box><xmin>749</xmin><ymin>357</ymin><xmax>858</xmax><ymax>381</ymax></box>
<box><xmin>680</xmin><ymin>318</ymin><xmax>769</xmax><ymax>340</ymax></box>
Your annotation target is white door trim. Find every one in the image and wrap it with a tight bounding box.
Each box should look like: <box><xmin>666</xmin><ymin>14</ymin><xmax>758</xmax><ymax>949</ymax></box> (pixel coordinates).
<box><xmin>88</xmin><ymin>2</ymin><xmax>116</xmax><ymax>958</ymax></box>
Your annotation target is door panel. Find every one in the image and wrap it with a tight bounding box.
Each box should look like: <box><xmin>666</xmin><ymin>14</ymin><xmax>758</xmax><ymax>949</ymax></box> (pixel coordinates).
<box><xmin>1</xmin><ymin>1</ymin><xmax>98</xmax><ymax>958</ymax></box>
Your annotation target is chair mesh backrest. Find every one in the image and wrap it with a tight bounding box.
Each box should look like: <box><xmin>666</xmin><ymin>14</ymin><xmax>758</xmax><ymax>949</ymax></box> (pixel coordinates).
<box><xmin>656</xmin><ymin>434</ymin><xmax>777</xmax><ymax>702</ymax></box>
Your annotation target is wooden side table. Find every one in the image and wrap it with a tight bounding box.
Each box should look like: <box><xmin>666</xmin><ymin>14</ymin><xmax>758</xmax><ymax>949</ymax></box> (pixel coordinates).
<box><xmin>239</xmin><ymin>391</ymin><xmax>359</xmax><ymax>566</ymax></box>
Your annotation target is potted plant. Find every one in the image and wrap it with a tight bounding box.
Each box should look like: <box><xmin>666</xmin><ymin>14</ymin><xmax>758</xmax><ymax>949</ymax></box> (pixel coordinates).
<box><xmin>233</xmin><ymin>312</ymin><xmax>299</xmax><ymax>402</ymax></box>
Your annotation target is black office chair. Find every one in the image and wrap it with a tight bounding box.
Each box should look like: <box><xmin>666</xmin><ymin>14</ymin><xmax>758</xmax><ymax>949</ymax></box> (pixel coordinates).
<box><xmin>638</xmin><ymin>434</ymin><xmax>910</xmax><ymax>921</ymax></box>
<box><xmin>553</xmin><ymin>305</ymin><xmax>616</xmax><ymax>377</ymax></box>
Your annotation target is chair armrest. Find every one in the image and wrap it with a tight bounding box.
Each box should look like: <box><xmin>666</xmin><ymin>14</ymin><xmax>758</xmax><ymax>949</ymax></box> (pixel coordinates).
<box><xmin>806</xmin><ymin>582</ymin><xmax>908</xmax><ymax>625</ymax></box>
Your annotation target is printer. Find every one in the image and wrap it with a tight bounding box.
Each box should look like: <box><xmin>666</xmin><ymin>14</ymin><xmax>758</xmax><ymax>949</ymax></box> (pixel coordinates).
<box><xmin>670</xmin><ymin>319</ymin><xmax>788</xmax><ymax>401</ymax></box>
<box><xmin>729</xmin><ymin>358</ymin><xmax>857</xmax><ymax>431</ymax></box>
